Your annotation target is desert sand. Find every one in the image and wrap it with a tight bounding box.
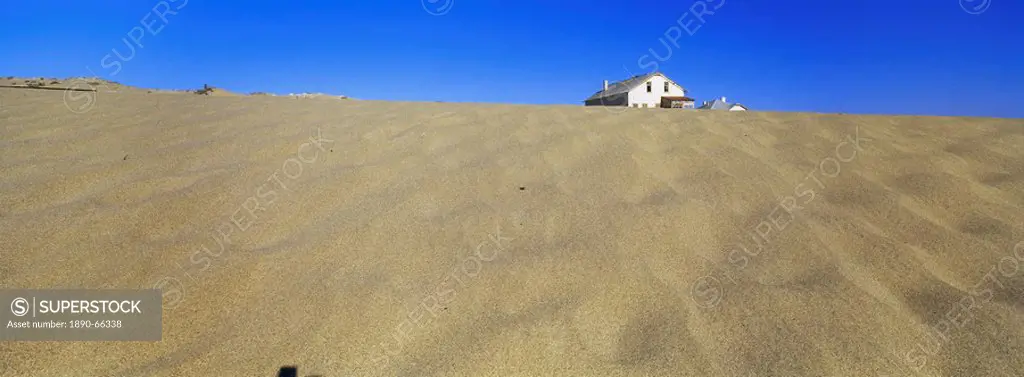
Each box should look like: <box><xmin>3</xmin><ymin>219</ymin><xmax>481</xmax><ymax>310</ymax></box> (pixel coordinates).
<box><xmin>1</xmin><ymin>82</ymin><xmax>1024</xmax><ymax>377</ymax></box>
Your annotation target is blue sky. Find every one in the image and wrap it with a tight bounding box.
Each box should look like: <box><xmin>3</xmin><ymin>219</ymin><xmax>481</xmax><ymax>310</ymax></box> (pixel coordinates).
<box><xmin>2</xmin><ymin>0</ymin><xmax>1022</xmax><ymax>118</ymax></box>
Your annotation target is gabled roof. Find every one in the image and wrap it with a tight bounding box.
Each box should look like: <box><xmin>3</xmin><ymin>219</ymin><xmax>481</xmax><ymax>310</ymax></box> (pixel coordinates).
<box><xmin>585</xmin><ymin>72</ymin><xmax>684</xmax><ymax>101</ymax></box>
<box><xmin>699</xmin><ymin>98</ymin><xmax>732</xmax><ymax>110</ymax></box>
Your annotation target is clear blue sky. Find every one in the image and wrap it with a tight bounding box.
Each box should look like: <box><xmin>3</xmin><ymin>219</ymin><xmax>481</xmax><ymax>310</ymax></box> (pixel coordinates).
<box><xmin>2</xmin><ymin>0</ymin><xmax>1022</xmax><ymax>118</ymax></box>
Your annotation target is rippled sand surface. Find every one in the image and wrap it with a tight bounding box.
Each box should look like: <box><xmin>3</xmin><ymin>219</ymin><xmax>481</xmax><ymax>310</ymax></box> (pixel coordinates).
<box><xmin>2</xmin><ymin>86</ymin><xmax>1024</xmax><ymax>376</ymax></box>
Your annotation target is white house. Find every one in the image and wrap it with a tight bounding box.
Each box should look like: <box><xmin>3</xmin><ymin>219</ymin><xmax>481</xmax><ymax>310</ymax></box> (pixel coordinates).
<box><xmin>584</xmin><ymin>72</ymin><xmax>694</xmax><ymax>109</ymax></box>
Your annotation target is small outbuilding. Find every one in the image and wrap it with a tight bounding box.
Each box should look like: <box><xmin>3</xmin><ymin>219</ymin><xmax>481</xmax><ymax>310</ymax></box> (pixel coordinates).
<box><xmin>699</xmin><ymin>97</ymin><xmax>748</xmax><ymax>111</ymax></box>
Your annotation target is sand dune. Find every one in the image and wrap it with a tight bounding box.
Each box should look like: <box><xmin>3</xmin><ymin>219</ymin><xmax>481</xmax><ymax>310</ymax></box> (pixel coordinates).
<box><xmin>1</xmin><ymin>85</ymin><xmax>1024</xmax><ymax>376</ymax></box>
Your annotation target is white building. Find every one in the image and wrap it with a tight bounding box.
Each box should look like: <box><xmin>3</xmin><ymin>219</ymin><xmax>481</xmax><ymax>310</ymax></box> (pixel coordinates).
<box><xmin>584</xmin><ymin>72</ymin><xmax>694</xmax><ymax>109</ymax></box>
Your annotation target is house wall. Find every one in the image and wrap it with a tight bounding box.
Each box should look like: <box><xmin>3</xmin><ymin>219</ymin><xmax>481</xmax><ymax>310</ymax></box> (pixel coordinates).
<box><xmin>584</xmin><ymin>92</ymin><xmax>628</xmax><ymax>107</ymax></box>
<box><xmin>627</xmin><ymin>75</ymin><xmax>686</xmax><ymax>108</ymax></box>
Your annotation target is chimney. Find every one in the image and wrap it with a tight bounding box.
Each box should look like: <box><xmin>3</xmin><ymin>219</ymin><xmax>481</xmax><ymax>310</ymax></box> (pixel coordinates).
<box><xmin>720</xmin><ymin>96</ymin><xmax>727</xmax><ymax>102</ymax></box>
<box><xmin>603</xmin><ymin>80</ymin><xmax>609</xmax><ymax>91</ymax></box>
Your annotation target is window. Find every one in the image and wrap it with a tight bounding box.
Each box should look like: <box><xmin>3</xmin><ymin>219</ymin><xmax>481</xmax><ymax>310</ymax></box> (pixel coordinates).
<box><xmin>633</xmin><ymin>104</ymin><xmax>639</xmax><ymax>108</ymax></box>
<box><xmin>664</xmin><ymin>82</ymin><xmax>670</xmax><ymax>92</ymax></box>
<box><xmin>642</xmin><ymin>103</ymin><xmax>648</xmax><ymax>108</ymax></box>
<box><xmin>646</xmin><ymin>82</ymin><xmax>652</xmax><ymax>92</ymax></box>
